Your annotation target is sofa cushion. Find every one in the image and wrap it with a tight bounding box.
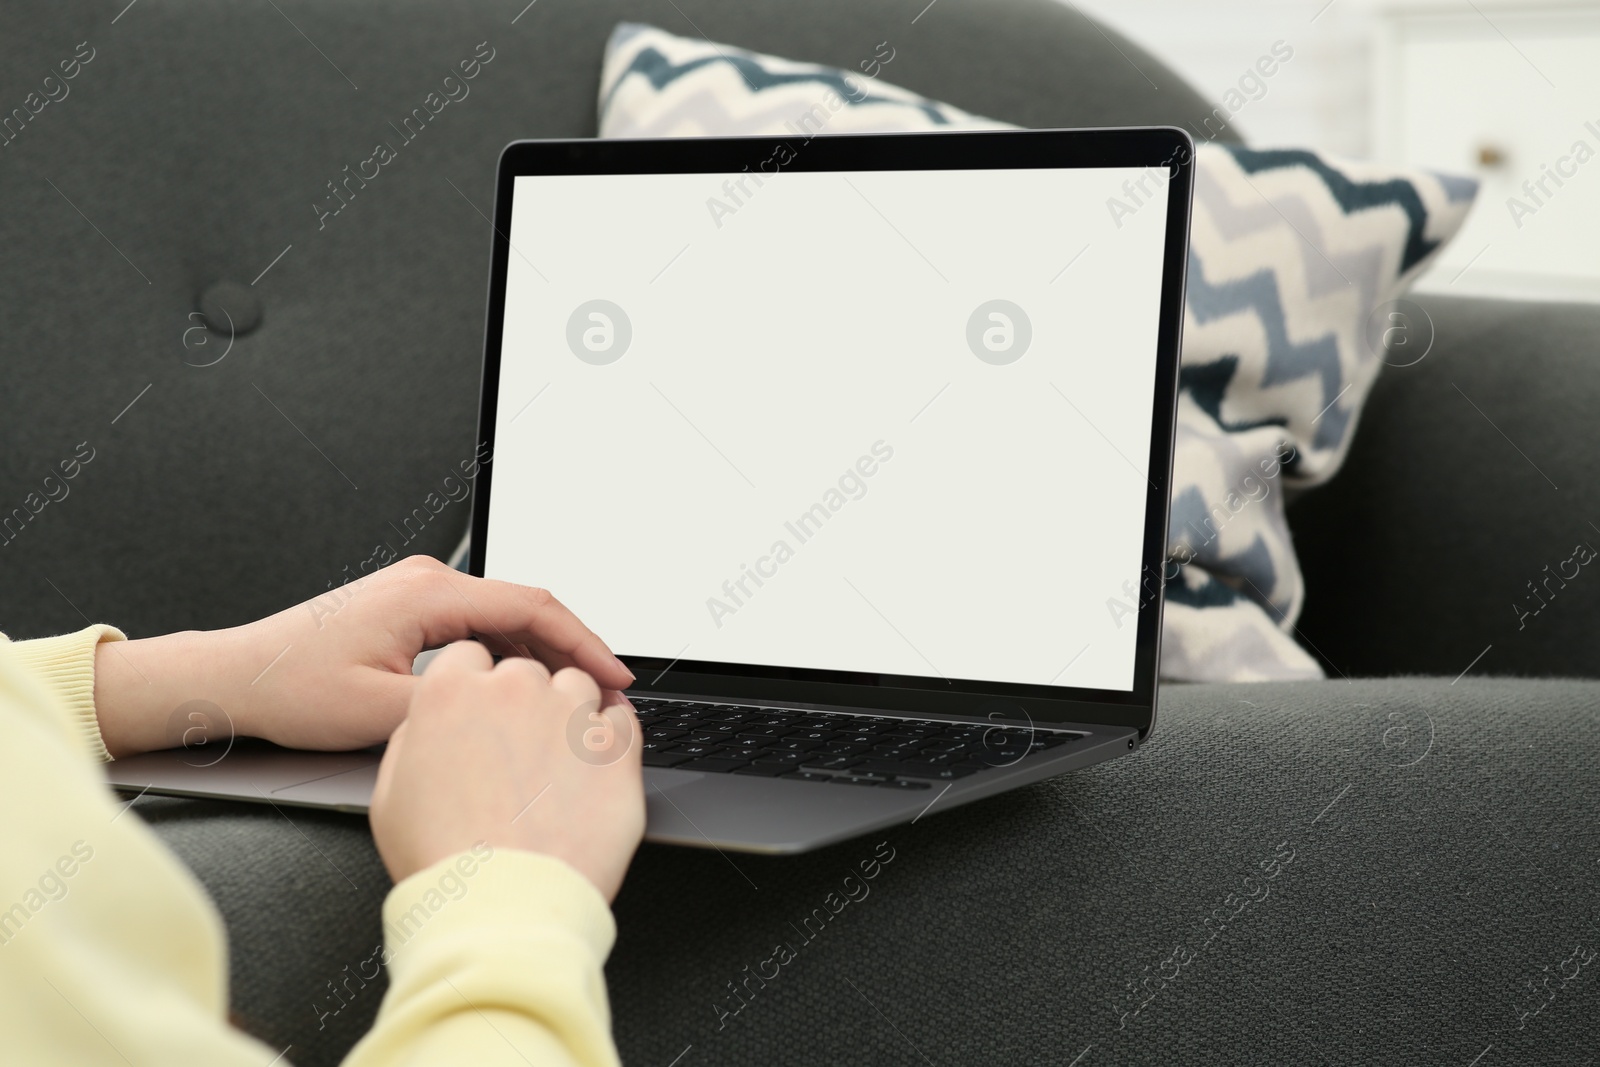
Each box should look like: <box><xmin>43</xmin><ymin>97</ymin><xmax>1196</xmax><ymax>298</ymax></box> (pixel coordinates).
<box><xmin>594</xmin><ymin>23</ymin><xmax>1479</xmax><ymax>683</ymax></box>
<box><xmin>141</xmin><ymin>676</ymin><xmax>1600</xmax><ymax>1066</ymax></box>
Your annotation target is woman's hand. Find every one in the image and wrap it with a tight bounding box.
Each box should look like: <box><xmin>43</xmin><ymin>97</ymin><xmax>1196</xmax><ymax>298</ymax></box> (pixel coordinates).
<box><xmin>369</xmin><ymin>640</ymin><xmax>644</xmax><ymax>900</ymax></box>
<box><xmin>92</xmin><ymin>555</ymin><xmax>635</xmax><ymax>758</ymax></box>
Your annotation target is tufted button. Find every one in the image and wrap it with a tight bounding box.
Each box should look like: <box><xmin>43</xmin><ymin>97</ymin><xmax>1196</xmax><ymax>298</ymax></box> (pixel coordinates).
<box><xmin>196</xmin><ymin>281</ymin><xmax>262</xmax><ymax>336</ymax></box>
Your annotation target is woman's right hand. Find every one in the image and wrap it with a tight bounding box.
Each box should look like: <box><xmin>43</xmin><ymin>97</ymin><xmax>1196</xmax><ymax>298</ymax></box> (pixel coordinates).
<box><xmin>369</xmin><ymin>640</ymin><xmax>644</xmax><ymax>902</ymax></box>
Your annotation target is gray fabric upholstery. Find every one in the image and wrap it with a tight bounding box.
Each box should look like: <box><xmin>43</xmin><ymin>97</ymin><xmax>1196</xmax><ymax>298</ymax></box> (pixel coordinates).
<box><xmin>138</xmin><ymin>678</ymin><xmax>1600</xmax><ymax>1066</ymax></box>
<box><xmin>1291</xmin><ymin>294</ymin><xmax>1600</xmax><ymax>679</ymax></box>
<box><xmin>0</xmin><ymin>0</ymin><xmax>1224</xmax><ymax>642</ymax></box>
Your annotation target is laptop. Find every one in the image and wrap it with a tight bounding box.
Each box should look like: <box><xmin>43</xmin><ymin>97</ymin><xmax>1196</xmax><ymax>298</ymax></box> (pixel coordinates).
<box><xmin>107</xmin><ymin>127</ymin><xmax>1194</xmax><ymax>853</ymax></box>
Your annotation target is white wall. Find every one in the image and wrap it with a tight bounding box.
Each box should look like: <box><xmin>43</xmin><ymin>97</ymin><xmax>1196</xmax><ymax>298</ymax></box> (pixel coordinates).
<box><xmin>1067</xmin><ymin>0</ymin><xmax>1600</xmax><ymax>301</ymax></box>
<box><xmin>1065</xmin><ymin>0</ymin><xmax>1378</xmax><ymax>156</ymax></box>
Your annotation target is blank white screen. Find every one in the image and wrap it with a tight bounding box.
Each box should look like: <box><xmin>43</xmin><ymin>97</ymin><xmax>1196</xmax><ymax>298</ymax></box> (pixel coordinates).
<box><xmin>485</xmin><ymin>166</ymin><xmax>1169</xmax><ymax>692</ymax></box>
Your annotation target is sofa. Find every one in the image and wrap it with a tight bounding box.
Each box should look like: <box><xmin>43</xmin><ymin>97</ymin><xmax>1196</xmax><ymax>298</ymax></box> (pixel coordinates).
<box><xmin>4</xmin><ymin>1</ymin><xmax>1598</xmax><ymax>1063</ymax></box>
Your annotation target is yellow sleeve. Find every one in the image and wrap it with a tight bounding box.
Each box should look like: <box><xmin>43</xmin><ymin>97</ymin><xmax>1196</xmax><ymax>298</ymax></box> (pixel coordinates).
<box><xmin>0</xmin><ymin>629</ymin><xmax>275</xmax><ymax>1064</ymax></box>
<box><xmin>1</xmin><ymin>623</ymin><xmax>122</xmax><ymax>762</ymax></box>
<box><xmin>345</xmin><ymin>850</ymin><xmax>623</xmax><ymax>1067</ymax></box>
<box><xmin>1</xmin><ymin>628</ymin><xmax>625</xmax><ymax>1067</ymax></box>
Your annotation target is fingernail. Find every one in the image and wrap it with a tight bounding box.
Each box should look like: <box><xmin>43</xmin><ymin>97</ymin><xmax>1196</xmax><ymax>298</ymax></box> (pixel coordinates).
<box><xmin>612</xmin><ymin>654</ymin><xmax>635</xmax><ymax>683</ymax></box>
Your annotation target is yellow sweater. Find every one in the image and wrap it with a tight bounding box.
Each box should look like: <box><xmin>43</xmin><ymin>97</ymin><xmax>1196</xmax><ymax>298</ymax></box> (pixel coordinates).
<box><xmin>0</xmin><ymin>626</ymin><xmax>621</xmax><ymax>1066</ymax></box>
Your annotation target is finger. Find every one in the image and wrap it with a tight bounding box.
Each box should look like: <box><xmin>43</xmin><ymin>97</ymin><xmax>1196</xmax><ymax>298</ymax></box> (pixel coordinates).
<box><xmin>413</xmin><ymin>573</ymin><xmax>634</xmax><ymax>690</ymax></box>
<box><xmin>493</xmin><ymin>654</ymin><xmax>553</xmax><ymax>685</ymax></box>
<box><xmin>601</xmin><ymin>688</ymin><xmax>634</xmax><ymax>712</ymax></box>
<box><xmin>424</xmin><ymin>639</ymin><xmax>495</xmax><ymax>676</ymax></box>
<box><xmin>475</xmin><ymin>633</ymin><xmax>524</xmax><ymax>660</ymax></box>
<box><xmin>473</xmin><ymin>630</ymin><xmax>534</xmax><ymax>659</ymax></box>
<box><xmin>495</xmin><ymin>613</ymin><xmax>632</xmax><ymax>690</ymax></box>
<box><xmin>596</xmin><ymin>701</ymin><xmax>642</xmax><ymax>767</ymax></box>
<box><xmin>510</xmin><ymin>635</ymin><xmax>582</xmax><ymax>676</ymax></box>
<box><xmin>549</xmin><ymin>666</ymin><xmax>602</xmax><ymax>713</ymax></box>
<box><xmin>371</xmin><ymin>718</ymin><xmax>411</xmax><ymax>813</ymax></box>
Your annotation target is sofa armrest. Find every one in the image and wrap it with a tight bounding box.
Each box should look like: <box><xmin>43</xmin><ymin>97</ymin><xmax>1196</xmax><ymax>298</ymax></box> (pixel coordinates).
<box><xmin>1290</xmin><ymin>293</ymin><xmax>1600</xmax><ymax>679</ymax></box>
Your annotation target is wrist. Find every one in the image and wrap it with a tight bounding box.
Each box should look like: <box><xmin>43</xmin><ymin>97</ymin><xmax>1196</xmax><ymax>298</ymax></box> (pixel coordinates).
<box><xmin>93</xmin><ymin>628</ymin><xmax>255</xmax><ymax>758</ymax></box>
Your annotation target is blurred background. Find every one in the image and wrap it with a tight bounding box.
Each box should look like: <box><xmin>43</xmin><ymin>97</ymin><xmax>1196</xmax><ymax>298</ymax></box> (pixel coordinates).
<box><xmin>1072</xmin><ymin>0</ymin><xmax>1600</xmax><ymax>304</ymax></box>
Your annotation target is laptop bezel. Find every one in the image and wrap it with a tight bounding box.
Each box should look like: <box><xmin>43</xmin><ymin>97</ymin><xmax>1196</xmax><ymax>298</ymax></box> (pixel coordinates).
<box><xmin>469</xmin><ymin>127</ymin><xmax>1194</xmax><ymax>738</ymax></box>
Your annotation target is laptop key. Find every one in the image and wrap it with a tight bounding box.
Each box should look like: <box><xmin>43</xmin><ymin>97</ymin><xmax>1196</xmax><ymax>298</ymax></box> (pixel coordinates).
<box><xmin>802</xmin><ymin>756</ymin><xmax>864</xmax><ymax>771</ymax></box>
<box><xmin>677</xmin><ymin>757</ymin><xmax>754</xmax><ymax>774</ymax></box>
<box><xmin>642</xmin><ymin>750</ymin><xmax>695</xmax><ymax>768</ymax></box>
<box><xmin>829</xmin><ymin>773</ymin><xmax>888</xmax><ymax>786</ymax></box>
<box><xmin>880</xmin><ymin>727</ymin><xmax>940</xmax><ymax>740</ymax></box>
<box><xmin>811</xmin><ymin>744</ymin><xmax>869</xmax><ymax>758</ymax></box>
<box><xmin>782</xmin><ymin>770</ymin><xmax>836</xmax><ymax>783</ymax></box>
<box><xmin>750</xmin><ymin>750</ymin><xmax>805</xmax><ymax>765</ymax></box>
<box><xmin>732</xmin><ymin>762</ymin><xmax>793</xmax><ymax>777</ymax></box>
<box><xmin>841</xmin><ymin>759</ymin><xmax>895</xmax><ymax>775</ymax></box>
<box><xmin>895</xmin><ymin>750</ymin><xmax>958</xmax><ymax>765</ymax></box>
<box><xmin>795</xmin><ymin>719</ymin><xmax>842</xmax><ymax>731</ymax></box>
<box><xmin>766</xmin><ymin>739</ymin><xmax>824</xmax><ymax>753</ymax></box>
<box><xmin>880</xmin><ymin>778</ymin><xmax>932</xmax><ymax>790</ymax></box>
<box><xmin>874</xmin><ymin>734</ymin><xmax>929</xmax><ymax>748</ymax></box>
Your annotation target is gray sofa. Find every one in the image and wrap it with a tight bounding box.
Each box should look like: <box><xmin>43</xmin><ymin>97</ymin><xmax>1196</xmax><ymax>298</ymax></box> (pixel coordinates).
<box><xmin>4</xmin><ymin>1</ymin><xmax>1598</xmax><ymax>1064</ymax></box>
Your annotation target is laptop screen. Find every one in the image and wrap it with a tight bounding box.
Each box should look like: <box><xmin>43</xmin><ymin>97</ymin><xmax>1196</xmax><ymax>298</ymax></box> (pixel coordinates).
<box><xmin>482</xmin><ymin>162</ymin><xmax>1171</xmax><ymax>695</ymax></box>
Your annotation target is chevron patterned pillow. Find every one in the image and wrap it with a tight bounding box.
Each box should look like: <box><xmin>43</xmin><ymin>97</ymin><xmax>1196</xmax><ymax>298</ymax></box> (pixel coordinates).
<box><xmin>596</xmin><ymin>23</ymin><xmax>1477</xmax><ymax>683</ymax></box>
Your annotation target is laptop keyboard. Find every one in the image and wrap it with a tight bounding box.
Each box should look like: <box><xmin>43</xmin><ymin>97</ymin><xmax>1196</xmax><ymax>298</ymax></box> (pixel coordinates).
<box><xmin>631</xmin><ymin>698</ymin><xmax>1084</xmax><ymax>789</ymax></box>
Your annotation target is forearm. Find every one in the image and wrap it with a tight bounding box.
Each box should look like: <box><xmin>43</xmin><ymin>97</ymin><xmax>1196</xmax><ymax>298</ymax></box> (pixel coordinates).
<box><xmin>92</xmin><ymin>628</ymin><xmax>254</xmax><ymax>759</ymax></box>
